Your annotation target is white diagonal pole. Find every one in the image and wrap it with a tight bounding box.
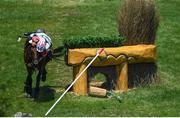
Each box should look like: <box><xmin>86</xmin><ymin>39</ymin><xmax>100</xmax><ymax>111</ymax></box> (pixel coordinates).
<box><xmin>45</xmin><ymin>48</ymin><xmax>104</xmax><ymax>116</ymax></box>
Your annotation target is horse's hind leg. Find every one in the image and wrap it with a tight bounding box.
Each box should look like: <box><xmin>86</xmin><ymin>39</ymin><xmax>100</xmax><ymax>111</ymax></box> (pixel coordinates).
<box><xmin>24</xmin><ymin>67</ymin><xmax>33</xmax><ymax>98</ymax></box>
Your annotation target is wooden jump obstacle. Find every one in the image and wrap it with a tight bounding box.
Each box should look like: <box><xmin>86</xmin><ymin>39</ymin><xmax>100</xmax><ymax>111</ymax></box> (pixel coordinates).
<box><xmin>67</xmin><ymin>45</ymin><xmax>156</xmax><ymax>95</ymax></box>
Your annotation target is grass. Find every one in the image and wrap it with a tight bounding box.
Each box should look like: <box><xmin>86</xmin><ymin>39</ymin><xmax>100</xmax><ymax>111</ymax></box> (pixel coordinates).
<box><xmin>0</xmin><ymin>0</ymin><xmax>180</xmax><ymax>116</ymax></box>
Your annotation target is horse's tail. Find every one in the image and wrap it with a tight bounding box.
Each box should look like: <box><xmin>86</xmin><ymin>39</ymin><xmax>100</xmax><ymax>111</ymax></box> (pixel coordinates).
<box><xmin>52</xmin><ymin>46</ymin><xmax>66</xmax><ymax>58</ymax></box>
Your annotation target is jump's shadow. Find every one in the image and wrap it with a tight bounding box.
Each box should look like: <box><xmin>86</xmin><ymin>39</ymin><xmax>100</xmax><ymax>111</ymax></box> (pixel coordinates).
<box><xmin>33</xmin><ymin>86</ymin><xmax>56</xmax><ymax>102</ymax></box>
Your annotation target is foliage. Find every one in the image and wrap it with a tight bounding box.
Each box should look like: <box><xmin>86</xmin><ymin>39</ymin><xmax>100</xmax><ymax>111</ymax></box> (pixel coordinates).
<box><xmin>63</xmin><ymin>35</ymin><xmax>124</xmax><ymax>49</ymax></box>
<box><xmin>117</xmin><ymin>0</ymin><xmax>160</xmax><ymax>45</ymax></box>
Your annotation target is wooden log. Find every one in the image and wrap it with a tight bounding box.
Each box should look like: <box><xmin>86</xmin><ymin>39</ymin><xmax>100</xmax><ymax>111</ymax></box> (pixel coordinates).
<box><xmin>116</xmin><ymin>62</ymin><xmax>128</xmax><ymax>92</ymax></box>
<box><xmin>68</xmin><ymin>44</ymin><xmax>156</xmax><ymax>66</ymax></box>
<box><xmin>73</xmin><ymin>64</ymin><xmax>88</xmax><ymax>95</ymax></box>
<box><xmin>89</xmin><ymin>86</ymin><xmax>107</xmax><ymax>97</ymax></box>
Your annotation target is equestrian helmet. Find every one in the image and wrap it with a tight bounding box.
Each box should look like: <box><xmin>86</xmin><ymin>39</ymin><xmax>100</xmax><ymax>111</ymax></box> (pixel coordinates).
<box><xmin>36</xmin><ymin>28</ymin><xmax>45</xmax><ymax>33</ymax></box>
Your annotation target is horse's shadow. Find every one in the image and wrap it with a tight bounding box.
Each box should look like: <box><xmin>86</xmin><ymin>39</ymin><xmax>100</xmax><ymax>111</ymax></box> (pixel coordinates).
<box><xmin>33</xmin><ymin>86</ymin><xmax>56</xmax><ymax>102</ymax></box>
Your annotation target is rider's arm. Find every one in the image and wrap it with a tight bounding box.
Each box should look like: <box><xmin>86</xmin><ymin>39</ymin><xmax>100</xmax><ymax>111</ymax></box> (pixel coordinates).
<box><xmin>45</xmin><ymin>43</ymin><xmax>51</xmax><ymax>50</ymax></box>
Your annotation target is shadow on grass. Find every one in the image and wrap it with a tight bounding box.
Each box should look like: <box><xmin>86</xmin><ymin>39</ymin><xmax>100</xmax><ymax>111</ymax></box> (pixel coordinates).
<box><xmin>33</xmin><ymin>86</ymin><xmax>56</xmax><ymax>102</ymax></box>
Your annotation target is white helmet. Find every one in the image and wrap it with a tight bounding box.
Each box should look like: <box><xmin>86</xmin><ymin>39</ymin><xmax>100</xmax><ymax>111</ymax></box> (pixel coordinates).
<box><xmin>36</xmin><ymin>28</ymin><xmax>45</xmax><ymax>33</ymax></box>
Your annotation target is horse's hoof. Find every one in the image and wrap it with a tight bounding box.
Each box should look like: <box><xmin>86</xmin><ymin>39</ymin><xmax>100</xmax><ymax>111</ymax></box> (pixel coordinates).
<box><xmin>41</xmin><ymin>77</ymin><xmax>46</xmax><ymax>82</ymax></box>
<box><xmin>33</xmin><ymin>93</ymin><xmax>39</xmax><ymax>100</ymax></box>
<box><xmin>24</xmin><ymin>93</ymin><xmax>32</xmax><ymax>98</ymax></box>
<box><xmin>33</xmin><ymin>96</ymin><xmax>39</xmax><ymax>102</ymax></box>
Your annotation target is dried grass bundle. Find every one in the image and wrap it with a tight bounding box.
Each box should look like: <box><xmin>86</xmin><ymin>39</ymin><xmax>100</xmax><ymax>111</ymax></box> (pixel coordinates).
<box><xmin>118</xmin><ymin>0</ymin><xmax>160</xmax><ymax>45</ymax></box>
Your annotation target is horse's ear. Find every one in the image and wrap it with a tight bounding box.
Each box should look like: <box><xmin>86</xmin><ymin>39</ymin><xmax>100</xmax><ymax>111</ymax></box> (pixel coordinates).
<box><xmin>24</xmin><ymin>40</ymin><xmax>30</xmax><ymax>48</ymax></box>
<box><xmin>24</xmin><ymin>32</ymin><xmax>34</xmax><ymax>36</ymax></box>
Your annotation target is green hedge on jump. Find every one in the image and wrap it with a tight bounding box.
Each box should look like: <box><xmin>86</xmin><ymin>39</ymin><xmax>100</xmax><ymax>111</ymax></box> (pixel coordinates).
<box><xmin>63</xmin><ymin>35</ymin><xmax>125</xmax><ymax>49</ymax></box>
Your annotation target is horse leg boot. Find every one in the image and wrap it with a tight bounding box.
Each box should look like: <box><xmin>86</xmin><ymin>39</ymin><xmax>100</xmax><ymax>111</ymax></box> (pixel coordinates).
<box><xmin>24</xmin><ymin>71</ymin><xmax>33</xmax><ymax>98</ymax></box>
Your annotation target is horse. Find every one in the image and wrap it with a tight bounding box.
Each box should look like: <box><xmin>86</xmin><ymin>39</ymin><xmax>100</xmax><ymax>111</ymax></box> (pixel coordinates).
<box><xmin>23</xmin><ymin>36</ymin><xmax>52</xmax><ymax>99</ymax></box>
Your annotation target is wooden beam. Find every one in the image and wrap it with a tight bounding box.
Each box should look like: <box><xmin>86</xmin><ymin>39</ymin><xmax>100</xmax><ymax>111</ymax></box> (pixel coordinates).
<box><xmin>68</xmin><ymin>44</ymin><xmax>156</xmax><ymax>66</ymax></box>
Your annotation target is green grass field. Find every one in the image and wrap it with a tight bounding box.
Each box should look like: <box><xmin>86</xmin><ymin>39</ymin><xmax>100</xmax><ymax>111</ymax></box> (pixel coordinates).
<box><xmin>0</xmin><ymin>0</ymin><xmax>180</xmax><ymax>116</ymax></box>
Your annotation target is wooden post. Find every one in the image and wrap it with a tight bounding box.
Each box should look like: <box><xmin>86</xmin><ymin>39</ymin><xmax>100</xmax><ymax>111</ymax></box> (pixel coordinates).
<box><xmin>73</xmin><ymin>64</ymin><xmax>88</xmax><ymax>95</ymax></box>
<box><xmin>116</xmin><ymin>62</ymin><xmax>128</xmax><ymax>92</ymax></box>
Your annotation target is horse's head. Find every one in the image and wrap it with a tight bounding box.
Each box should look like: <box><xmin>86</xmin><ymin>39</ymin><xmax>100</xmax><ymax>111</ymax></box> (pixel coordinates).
<box><xmin>30</xmin><ymin>46</ymin><xmax>48</xmax><ymax>67</ymax></box>
<box><xmin>24</xmin><ymin>44</ymin><xmax>40</xmax><ymax>67</ymax></box>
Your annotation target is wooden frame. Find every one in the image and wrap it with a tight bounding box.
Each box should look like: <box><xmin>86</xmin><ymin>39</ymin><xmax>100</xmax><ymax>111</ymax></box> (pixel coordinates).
<box><xmin>67</xmin><ymin>45</ymin><xmax>156</xmax><ymax>95</ymax></box>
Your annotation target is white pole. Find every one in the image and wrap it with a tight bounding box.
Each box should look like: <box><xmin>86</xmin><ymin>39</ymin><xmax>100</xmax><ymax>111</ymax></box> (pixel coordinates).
<box><xmin>45</xmin><ymin>48</ymin><xmax>104</xmax><ymax>116</ymax></box>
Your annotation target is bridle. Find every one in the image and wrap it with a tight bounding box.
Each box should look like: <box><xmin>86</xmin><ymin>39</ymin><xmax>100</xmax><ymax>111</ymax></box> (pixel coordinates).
<box><xmin>26</xmin><ymin>46</ymin><xmax>45</xmax><ymax>68</ymax></box>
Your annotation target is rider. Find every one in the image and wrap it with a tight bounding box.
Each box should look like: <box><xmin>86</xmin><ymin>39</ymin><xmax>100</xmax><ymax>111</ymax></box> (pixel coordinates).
<box><xmin>28</xmin><ymin>29</ymin><xmax>53</xmax><ymax>60</ymax></box>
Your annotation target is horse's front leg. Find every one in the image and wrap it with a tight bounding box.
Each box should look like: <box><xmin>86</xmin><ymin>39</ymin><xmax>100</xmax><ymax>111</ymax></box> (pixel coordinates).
<box><xmin>24</xmin><ymin>67</ymin><xmax>33</xmax><ymax>98</ymax></box>
<box><xmin>34</xmin><ymin>73</ymin><xmax>41</xmax><ymax>99</ymax></box>
<box><xmin>34</xmin><ymin>67</ymin><xmax>44</xmax><ymax>99</ymax></box>
<box><xmin>41</xmin><ymin>67</ymin><xmax>47</xmax><ymax>82</ymax></box>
